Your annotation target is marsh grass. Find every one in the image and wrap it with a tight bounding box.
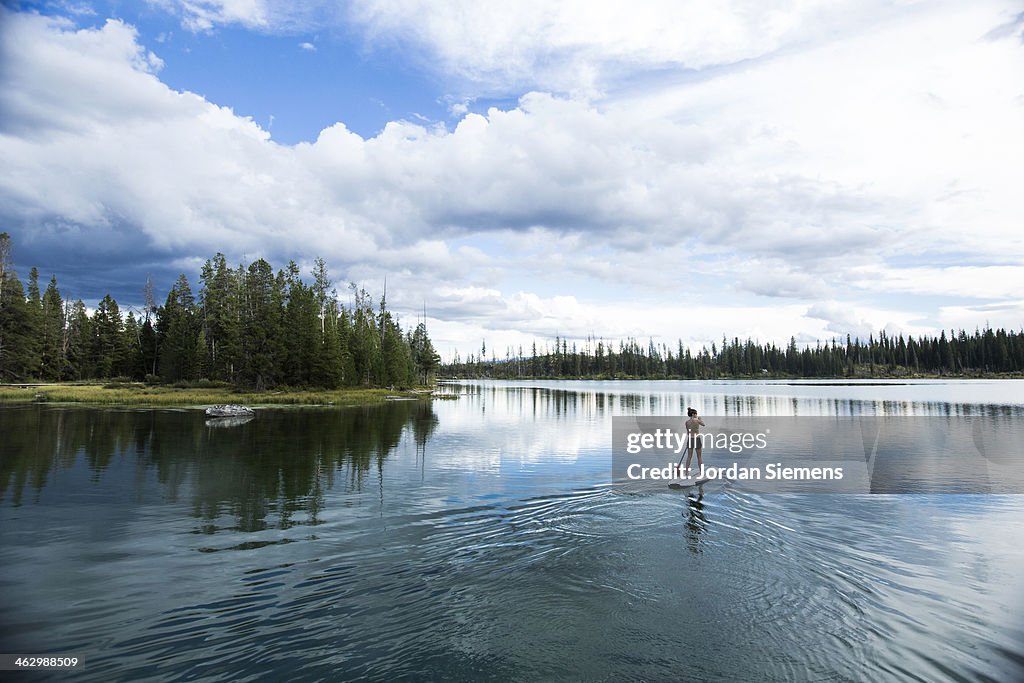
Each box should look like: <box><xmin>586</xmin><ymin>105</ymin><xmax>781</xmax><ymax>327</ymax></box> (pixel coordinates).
<box><xmin>0</xmin><ymin>383</ymin><xmax>414</xmax><ymax>407</ymax></box>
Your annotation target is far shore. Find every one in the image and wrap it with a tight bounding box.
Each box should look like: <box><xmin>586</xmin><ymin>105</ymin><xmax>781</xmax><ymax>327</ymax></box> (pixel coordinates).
<box><xmin>438</xmin><ymin>372</ymin><xmax>1024</xmax><ymax>381</ymax></box>
<box><xmin>0</xmin><ymin>382</ymin><xmax>446</xmax><ymax>408</ymax></box>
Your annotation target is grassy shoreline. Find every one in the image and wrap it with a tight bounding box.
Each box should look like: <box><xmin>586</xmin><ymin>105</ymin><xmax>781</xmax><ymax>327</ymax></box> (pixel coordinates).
<box><xmin>3</xmin><ymin>372</ymin><xmax>1020</xmax><ymax>408</ymax></box>
<box><xmin>0</xmin><ymin>383</ymin><xmax>437</xmax><ymax>407</ymax></box>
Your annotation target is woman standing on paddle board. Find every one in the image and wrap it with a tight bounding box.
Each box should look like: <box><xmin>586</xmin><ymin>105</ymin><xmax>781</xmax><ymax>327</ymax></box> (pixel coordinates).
<box><xmin>683</xmin><ymin>407</ymin><xmax>705</xmax><ymax>477</ymax></box>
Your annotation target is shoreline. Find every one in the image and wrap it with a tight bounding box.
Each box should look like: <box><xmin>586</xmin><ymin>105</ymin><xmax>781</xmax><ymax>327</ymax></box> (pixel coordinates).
<box><xmin>439</xmin><ymin>373</ymin><xmax>1024</xmax><ymax>381</ymax></box>
<box><xmin>0</xmin><ymin>383</ymin><xmax>443</xmax><ymax>408</ymax></box>
<box><xmin>3</xmin><ymin>373</ymin><xmax>1020</xmax><ymax>408</ymax></box>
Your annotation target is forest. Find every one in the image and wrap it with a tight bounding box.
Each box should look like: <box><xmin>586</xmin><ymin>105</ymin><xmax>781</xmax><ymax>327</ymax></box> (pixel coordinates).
<box><xmin>0</xmin><ymin>233</ymin><xmax>440</xmax><ymax>389</ymax></box>
<box><xmin>444</xmin><ymin>327</ymin><xmax>1024</xmax><ymax>380</ymax></box>
<box><xmin>3</xmin><ymin>231</ymin><xmax>1022</xmax><ymax>386</ymax></box>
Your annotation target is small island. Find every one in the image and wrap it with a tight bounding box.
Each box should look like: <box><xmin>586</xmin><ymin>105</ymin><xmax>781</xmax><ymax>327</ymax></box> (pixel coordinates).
<box><xmin>0</xmin><ymin>235</ymin><xmax>443</xmax><ymax>407</ymax></box>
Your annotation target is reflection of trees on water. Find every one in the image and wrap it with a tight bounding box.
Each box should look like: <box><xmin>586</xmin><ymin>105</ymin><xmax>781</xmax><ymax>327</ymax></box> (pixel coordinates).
<box><xmin>0</xmin><ymin>403</ymin><xmax>438</xmax><ymax>531</ymax></box>
<box><xmin>0</xmin><ymin>406</ymin><xmax>136</xmax><ymax>505</ymax></box>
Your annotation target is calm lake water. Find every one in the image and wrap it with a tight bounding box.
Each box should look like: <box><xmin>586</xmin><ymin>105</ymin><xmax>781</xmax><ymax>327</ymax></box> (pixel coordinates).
<box><xmin>2</xmin><ymin>379</ymin><xmax>1023</xmax><ymax>681</ymax></box>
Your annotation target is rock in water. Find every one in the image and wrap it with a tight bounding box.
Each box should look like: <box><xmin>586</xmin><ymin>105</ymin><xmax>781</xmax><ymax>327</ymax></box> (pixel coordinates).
<box><xmin>205</xmin><ymin>404</ymin><xmax>255</xmax><ymax>418</ymax></box>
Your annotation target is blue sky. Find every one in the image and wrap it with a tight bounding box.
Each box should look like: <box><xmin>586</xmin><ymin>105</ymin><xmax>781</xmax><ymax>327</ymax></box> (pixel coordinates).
<box><xmin>28</xmin><ymin>1</ymin><xmax>460</xmax><ymax>142</ymax></box>
<box><xmin>2</xmin><ymin>1</ymin><xmax>1023</xmax><ymax>358</ymax></box>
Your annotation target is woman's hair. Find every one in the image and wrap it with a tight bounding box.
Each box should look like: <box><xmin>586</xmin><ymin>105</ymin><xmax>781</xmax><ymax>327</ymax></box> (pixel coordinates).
<box><xmin>687</xmin><ymin>407</ymin><xmax>697</xmax><ymax>417</ymax></box>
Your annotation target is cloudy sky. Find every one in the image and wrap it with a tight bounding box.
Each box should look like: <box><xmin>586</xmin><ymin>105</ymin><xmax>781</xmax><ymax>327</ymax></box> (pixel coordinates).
<box><xmin>1</xmin><ymin>1</ymin><xmax>1022</xmax><ymax>359</ymax></box>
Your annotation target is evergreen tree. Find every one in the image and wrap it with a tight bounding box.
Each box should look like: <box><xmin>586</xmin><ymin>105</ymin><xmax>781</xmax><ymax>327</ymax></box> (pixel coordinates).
<box><xmin>283</xmin><ymin>262</ymin><xmax>320</xmax><ymax>386</ymax></box>
<box><xmin>158</xmin><ymin>274</ymin><xmax>199</xmax><ymax>382</ymax></box>
<box><xmin>411</xmin><ymin>322</ymin><xmax>440</xmax><ymax>385</ymax></box>
<box><xmin>200</xmin><ymin>253</ymin><xmax>242</xmax><ymax>383</ymax></box>
<box><xmin>318</xmin><ymin>294</ymin><xmax>345</xmax><ymax>389</ymax></box>
<box><xmin>240</xmin><ymin>259</ymin><xmax>283</xmax><ymax>389</ymax></box>
<box><xmin>91</xmin><ymin>294</ymin><xmax>127</xmax><ymax>378</ymax></box>
<box><xmin>39</xmin><ymin>275</ymin><xmax>66</xmax><ymax>380</ymax></box>
<box><xmin>380</xmin><ymin>310</ymin><xmax>414</xmax><ymax>387</ymax></box>
<box><xmin>64</xmin><ymin>300</ymin><xmax>92</xmax><ymax>380</ymax></box>
<box><xmin>123</xmin><ymin>311</ymin><xmax>145</xmax><ymax>379</ymax></box>
<box><xmin>0</xmin><ymin>260</ymin><xmax>34</xmax><ymax>380</ymax></box>
<box><xmin>337</xmin><ymin>307</ymin><xmax>357</xmax><ymax>386</ymax></box>
<box><xmin>23</xmin><ymin>267</ymin><xmax>43</xmax><ymax>376</ymax></box>
<box><xmin>310</xmin><ymin>259</ymin><xmax>345</xmax><ymax>388</ymax></box>
<box><xmin>348</xmin><ymin>284</ymin><xmax>380</xmax><ymax>386</ymax></box>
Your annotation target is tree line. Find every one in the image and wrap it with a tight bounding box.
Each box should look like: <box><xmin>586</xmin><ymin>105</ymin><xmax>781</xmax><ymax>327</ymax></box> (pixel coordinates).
<box><xmin>445</xmin><ymin>327</ymin><xmax>1024</xmax><ymax>379</ymax></box>
<box><xmin>0</xmin><ymin>233</ymin><xmax>440</xmax><ymax>388</ymax></box>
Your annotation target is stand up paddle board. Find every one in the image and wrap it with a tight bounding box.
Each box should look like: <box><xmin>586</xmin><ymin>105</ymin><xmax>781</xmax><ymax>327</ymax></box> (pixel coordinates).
<box><xmin>668</xmin><ymin>477</ymin><xmax>713</xmax><ymax>489</ymax></box>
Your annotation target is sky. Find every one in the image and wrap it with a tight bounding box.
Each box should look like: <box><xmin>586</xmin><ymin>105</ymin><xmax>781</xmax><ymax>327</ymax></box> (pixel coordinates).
<box><xmin>1</xmin><ymin>0</ymin><xmax>1023</xmax><ymax>360</ymax></box>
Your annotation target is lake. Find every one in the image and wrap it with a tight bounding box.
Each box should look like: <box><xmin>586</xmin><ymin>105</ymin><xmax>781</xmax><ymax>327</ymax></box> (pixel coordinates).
<box><xmin>2</xmin><ymin>379</ymin><xmax>1023</xmax><ymax>681</ymax></box>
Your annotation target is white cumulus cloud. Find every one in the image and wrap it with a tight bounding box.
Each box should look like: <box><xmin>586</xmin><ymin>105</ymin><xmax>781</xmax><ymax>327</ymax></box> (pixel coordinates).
<box><xmin>1</xmin><ymin>3</ymin><xmax>1023</xmax><ymax>356</ymax></box>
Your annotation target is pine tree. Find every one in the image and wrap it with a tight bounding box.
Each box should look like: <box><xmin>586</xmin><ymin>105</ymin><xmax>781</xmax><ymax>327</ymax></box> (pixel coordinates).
<box><xmin>338</xmin><ymin>307</ymin><xmax>357</xmax><ymax>386</ymax></box>
<box><xmin>240</xmin><ymin>259</ymin><xmax>285</xmax><ymax>390</ymax></box>
<box><xmin>411</xmin><ymin>322</ymin><xmax>440</xmax><ymax>385</ymax></box>
<box><xmin>281</xmin><ymin>261</ymin><xmax>320</xmax><ymax>386</ymax></box>
<box><xmin>310</xmin><ymin>258</ymin><xmax>342</xmax><ymax>387</ymax></box>
<box><xmin>0</xmin><ymin>242</ymin><xmax>34</xmax><ymax>380</ymax></box>
<box><xmin>348</xmin><ymin>284</ymin><xmax>380</xmax><ymax>386</ymax></box>
<box><xmin>123</xmin><ymin>311</ymin><xmax>144</xmax><ymax>379</ymax></box>
<box><xmin>39</xmin><ymin>275</ymin><xmax>66</xmax><ymax>380</ymax></box>
<box><xmin>23</xmin><ymin>267</ymin><xmax>43</xmax><ymax>376</ymax></box>
<box><xmin>64</xmin><ymin>300</ymin><xmax>92</xmax><ymax>380</ymax></box>
<box><xmin>158</xmin><ymin>274</ymin><xmax>199</xmax><ymax>382</ymax></box>
<box><xmin>91</xmin><ymin>294</ymin><xmax>126</xmax><ymax>378</ymax></box>
<box><xmin>380</xmin><ymin>310</ymin><xmax>414</xmax><ymax>387</ymax></box>
<box><xmin>318</xmin><ymin>293</ymin><xmax>344</xmax><ymax>389</ymax></box>
<box><xmin>200</xmin><ymin>253</ymin><xmax>242</xmax><ymax>383</ymax></box>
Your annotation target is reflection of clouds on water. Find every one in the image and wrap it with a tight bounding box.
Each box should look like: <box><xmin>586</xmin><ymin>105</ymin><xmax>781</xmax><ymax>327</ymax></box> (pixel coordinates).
<box><xmin>434</xmin><ymin>385</ymin><xmax>607</xmax><ymax>466</ymax></box>
<box><xmin>428</xmin><ymin>443</ymin><xmax>503</xmax><ymax>473</ymax></box>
